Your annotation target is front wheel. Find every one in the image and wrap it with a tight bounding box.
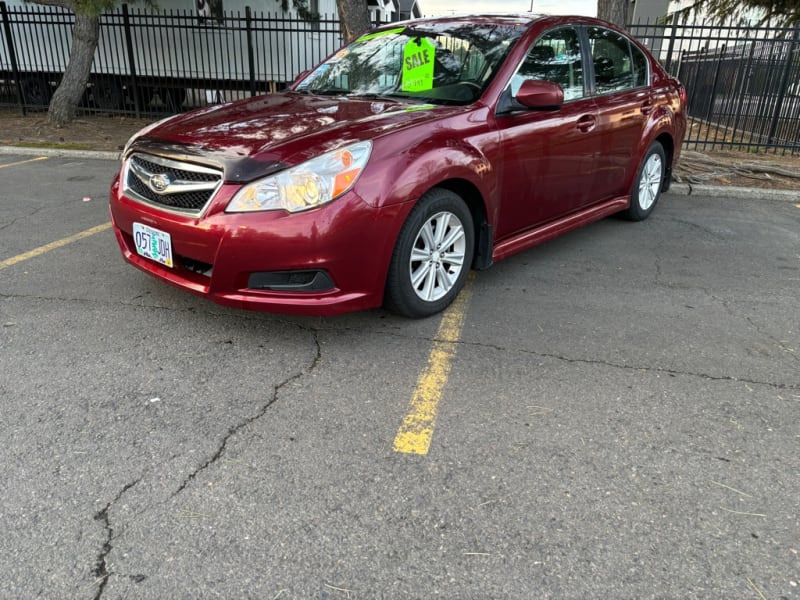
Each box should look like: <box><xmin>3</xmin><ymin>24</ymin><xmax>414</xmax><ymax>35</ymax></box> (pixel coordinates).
<box><xmin>385</xmin><ymin>188</ymin><xmax>475</xmax><ymax>318</ymax></box>
<box><xmin>623</xmin><ymin>141</ymin><xmax>666</xmax><ymax>221</ymax></box>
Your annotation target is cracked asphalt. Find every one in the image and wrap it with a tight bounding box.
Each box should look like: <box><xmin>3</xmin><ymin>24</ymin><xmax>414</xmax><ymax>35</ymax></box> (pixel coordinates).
<box><xmin>1</xmin><ymin>154</ymin><xmax>799</xmax><ymax>599</ymax></box>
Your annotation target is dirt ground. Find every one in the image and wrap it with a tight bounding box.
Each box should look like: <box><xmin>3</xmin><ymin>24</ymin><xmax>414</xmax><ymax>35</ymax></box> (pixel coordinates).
<box><xmin>0</xmin><ymin>108</ymin><xmax>152</xmax><ymax>153</ymax></box>
<box><xmin>2</xmin><ymin>107</ymin><xmax>799</xmax><ymax>191</ymax></box>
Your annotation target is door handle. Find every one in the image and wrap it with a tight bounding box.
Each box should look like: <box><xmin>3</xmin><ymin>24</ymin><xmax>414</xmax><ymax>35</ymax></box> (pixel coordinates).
<box><xmin>576</xmin><ymin>114</ymin><xmax>596</xmax><ymax>132</ymax></box>
<box><xmin>641</xmin><ymin>100</ymin><xmax>654</xmax><ymax>115</ymax></box>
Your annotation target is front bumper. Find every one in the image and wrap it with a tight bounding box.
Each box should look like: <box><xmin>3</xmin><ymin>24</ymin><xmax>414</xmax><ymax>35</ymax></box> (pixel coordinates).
<box><xmin>109</xmin><ymin>174</ymin><xmax>405</xmax><ymax>316</ymax></box>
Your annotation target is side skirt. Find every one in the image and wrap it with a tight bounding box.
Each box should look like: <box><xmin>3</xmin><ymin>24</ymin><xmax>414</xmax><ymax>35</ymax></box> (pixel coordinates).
<box><xmin>491</xmin><ymin>196</ymin><xmax>630</xmax><ymax>263</ymax></box>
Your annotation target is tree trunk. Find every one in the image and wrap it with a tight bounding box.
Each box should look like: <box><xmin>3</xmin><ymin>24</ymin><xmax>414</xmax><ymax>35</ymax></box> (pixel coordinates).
<box><xmin>336</xmin><ymin>0</ymin><xmax>371</xmax><ymax>43</ymax></box>
<box><xmin>47</xmin><ymin>12</ymin><xmax>99</xmax><ymax>126</ymax></box>
<box><xmin>597</xmin><ymin>0</ymin><xmax>629</xmax><ymax>27</ymax></box>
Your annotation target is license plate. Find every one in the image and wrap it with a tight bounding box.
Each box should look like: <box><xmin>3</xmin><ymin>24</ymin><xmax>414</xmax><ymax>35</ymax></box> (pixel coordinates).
<box><xmin>133</xmin><ymin>223</ymin><xmax>173</xmax><ymax>268</ymax></box>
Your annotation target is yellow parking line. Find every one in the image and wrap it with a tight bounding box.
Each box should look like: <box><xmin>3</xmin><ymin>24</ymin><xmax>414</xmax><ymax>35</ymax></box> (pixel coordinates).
<box><xmin>393</xmin><ymin>273</ymin><xmax>475</xmax><ymax>455</ymax></box>
<box><xmin>0</xmin><ymin>156</ymin><xmax>49</xmax><ymax>169</ymax></box>
<box><xmin>0</xmin><ymin>222</ymin><xmax>112</xmax><ymax>271</ymax></box>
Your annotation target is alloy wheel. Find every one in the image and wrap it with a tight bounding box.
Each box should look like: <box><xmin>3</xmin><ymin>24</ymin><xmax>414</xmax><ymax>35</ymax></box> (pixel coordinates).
<box><xmin>638</xmin><ymin>153</ymin><xmax>663</xmax><ymax>211</ymax></box>
<box><xmin>408</xmin><ymin>211</ymin><xmax>467</xmax><ymax>302</ymax></box>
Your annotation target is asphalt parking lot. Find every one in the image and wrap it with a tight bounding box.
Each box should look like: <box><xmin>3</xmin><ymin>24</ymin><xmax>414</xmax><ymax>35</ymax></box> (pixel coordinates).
<box><xmin>1</xmin><ymin>153</ymin><xmax>799</xmax><ymax>599</ymax></box>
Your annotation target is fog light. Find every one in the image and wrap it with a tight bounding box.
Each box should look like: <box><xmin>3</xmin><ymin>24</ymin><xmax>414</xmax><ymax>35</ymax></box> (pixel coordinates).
<box><xmin>247</xmin><ymin>270</ymin><xmax>334</xmax><ymax>292</ymax></box>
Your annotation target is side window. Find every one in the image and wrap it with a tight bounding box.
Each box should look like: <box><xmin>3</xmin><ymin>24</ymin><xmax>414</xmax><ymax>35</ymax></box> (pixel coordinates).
<box><xmin>588</xmin><ymin>27</ymin><xmax>646</xmax><ymax>94</ymax></box>
<box><xmin>511</xmin><ymin>27</ymin><xmax>584</xmax><ymax>101</ymax></box>
<box><xmin>631</xmin><ymin>43</ymin><xmax>649</xmax><ymax>87</ymax></box>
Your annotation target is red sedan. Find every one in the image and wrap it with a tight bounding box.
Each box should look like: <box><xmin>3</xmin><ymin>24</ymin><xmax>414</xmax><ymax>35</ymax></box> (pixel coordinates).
<box><xmin>109</xmin><ymin>14</ymin><xmax>686</xmax><ymax>317</ymax></box>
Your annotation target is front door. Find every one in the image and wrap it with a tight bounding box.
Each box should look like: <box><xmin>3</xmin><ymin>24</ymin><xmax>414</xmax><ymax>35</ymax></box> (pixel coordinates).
<box><xmin>494</xmin><ymin>26</ymin><xmax>603</xmax><ymax>240</ymax></box>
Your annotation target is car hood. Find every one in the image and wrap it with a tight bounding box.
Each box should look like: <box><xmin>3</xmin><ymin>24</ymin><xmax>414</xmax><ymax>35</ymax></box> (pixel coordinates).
<box><xmin>126</xmin><ymin>93</ymin><xmax>455</xmax><ymax>182</ymax></box>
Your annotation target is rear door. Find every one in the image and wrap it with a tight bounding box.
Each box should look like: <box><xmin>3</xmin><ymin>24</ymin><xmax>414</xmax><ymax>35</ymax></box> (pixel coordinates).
<box><xmin>585</xmin><ymin>26</ymin><xmax>653</xmax><ymax>203</ymax></box>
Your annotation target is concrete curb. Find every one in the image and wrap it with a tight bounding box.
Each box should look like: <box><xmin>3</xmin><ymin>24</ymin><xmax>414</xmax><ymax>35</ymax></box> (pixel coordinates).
<box><xmin>1</xmin><ymin>145</ymin><xmax>799</xmax><ymax>203</ymax></box>
<box><xmin>0</xmin><ymin>145</ymin><xmax>120</xmax><ymax>161</ymax></box>
<box><xmin>667</xmin><ymin>182</ymin><xmax>799</xmax><ymax>202</ymax></box>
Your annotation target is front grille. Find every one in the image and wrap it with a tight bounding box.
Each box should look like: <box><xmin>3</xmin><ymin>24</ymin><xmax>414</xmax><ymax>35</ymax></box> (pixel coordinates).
<box><xmin>127</xmin><ymin>174</ymin><xmax>213</xmax><ymax>211</ymax></box>
<box><xmin>124</xmin><ymin>153</ymin><xmax>223</xmax><ymax>215</ymax></box>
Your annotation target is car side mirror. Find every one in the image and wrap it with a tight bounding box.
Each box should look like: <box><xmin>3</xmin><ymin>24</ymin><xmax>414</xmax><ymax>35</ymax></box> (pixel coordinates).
<box><xmin>515</xmin><ymin>79</ymin><xmax>564</xmax><ymax>110</ymax></box>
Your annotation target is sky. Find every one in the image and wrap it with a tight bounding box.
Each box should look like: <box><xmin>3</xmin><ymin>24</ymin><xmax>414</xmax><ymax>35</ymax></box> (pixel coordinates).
<box><xmin>420</xmin><ymin>0</ymin><xmax>597</xmax><ymax>17</ymax></box>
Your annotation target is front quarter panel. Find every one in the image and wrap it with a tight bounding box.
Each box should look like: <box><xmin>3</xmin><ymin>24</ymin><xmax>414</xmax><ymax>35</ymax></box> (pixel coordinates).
<box><xmin>354</xmin><ymin>108</ymin><xmax>499</xmax><ymax>215</ymax></box>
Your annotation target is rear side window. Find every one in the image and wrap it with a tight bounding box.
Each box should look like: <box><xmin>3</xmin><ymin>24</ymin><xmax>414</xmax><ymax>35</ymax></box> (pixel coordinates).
<box><xmin>588</xmin><ymin>27</ymin><xmax>648</xmax><ymax>93</ymax></box>
<box><xmin>511</xmin><ymin>27</ymin><xmax>585</xmax><ymax>101</ymax></box>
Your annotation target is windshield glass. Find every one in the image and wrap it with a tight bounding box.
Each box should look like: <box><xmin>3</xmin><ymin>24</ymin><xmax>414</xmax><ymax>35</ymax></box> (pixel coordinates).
<box><xmin>295</xmin><ymin>22</ymin><xmax>526</xmax><ymax>105</ymax></box>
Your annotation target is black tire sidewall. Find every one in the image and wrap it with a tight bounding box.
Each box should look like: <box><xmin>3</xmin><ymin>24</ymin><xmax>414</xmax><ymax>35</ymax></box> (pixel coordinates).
<box><xmin>385</xmin><ymin>188</ymin><xmax>475</xmax><ymax>318</ymax></box>
<box><xmin>93</xmin><ymin>78</ymin><xmax>124</xmax><ymax>110</ymax></box>
<box><xmin>627</xmin><ymin>141</ymin><xmax>666</xmax><ymax>221</ymax></box>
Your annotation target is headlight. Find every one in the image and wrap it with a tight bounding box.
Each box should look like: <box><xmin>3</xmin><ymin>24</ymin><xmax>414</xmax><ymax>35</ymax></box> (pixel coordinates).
<box><xmin>226</xmin><ymin>141</ymin><xmax>372</xmax><ymax>213</ymax></box>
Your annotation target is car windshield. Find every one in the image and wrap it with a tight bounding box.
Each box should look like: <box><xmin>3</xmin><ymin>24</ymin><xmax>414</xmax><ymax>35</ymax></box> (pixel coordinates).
<box><xmin>295</xmin><ymin>22</ymin><xmax>526</xmax><ymax>105</ymax></box>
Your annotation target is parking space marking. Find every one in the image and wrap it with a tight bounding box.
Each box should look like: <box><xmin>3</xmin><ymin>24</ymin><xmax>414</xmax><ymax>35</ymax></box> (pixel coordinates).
<box><xmin>0</xmin><ymin>222</ymin><xmax>112</xmax><ymax>271</ymax></box>
<box><xmin>393</xmin><ymin>273</ymin><xmax>475</xmax><ymax>456</ymax></box>
<box><xmin>0</xmin><ymin>156</ymin><xmax>49</xmax><ymax>169</ymax></box>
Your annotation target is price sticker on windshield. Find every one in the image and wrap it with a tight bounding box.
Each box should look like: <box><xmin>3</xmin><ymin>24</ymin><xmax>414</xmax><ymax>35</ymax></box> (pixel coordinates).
<box><xmin>402</xmin><ymin>37</ymin><xmax>436</xmax><ymax>92</ymax></box>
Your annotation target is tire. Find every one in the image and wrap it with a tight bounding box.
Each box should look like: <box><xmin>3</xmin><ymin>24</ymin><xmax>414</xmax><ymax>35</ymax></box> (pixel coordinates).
<box><xmin>157</xmin><ymin>87</ymin><xmax>186</xmax><ymax>112</ymax></box>
<box><xmin>623</xmin><ymin>141</ymin><xmax>666</xmax><ymax>221</ymax></box>
<box><xmin>92</xmin><ymin>78</ymin><xmax>124</xmax><ymax>111</ymax></box>
<box><xmin>21</xmin><ymin>76</ymin><xmax>52</xmax><ymax>107</ymax></box>
<box><xmin>385</xmin><ymin>188</ymin><xmax>475</xmax><ymax>318</ymax></box>
<box><xmin>136</xmin><ymin>86</ymin><xmax>155</xmax><ymax>111</ymax></box>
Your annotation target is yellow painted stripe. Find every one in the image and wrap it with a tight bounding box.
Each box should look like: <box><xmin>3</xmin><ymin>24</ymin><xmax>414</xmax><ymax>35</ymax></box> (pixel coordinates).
<box><xmin>0</xmin><ymin>156</ymin><xmax>49</xmax><ymax>169</ymax></box>
<box><xmin>393</xmin><ymin>274</ymin><xmax>475</xmax><ymax>455</ymax></box>
<box><xmin>0</xmin><ymin>222</ymin><xmax>112</xmax><ymax>271</ymax></box>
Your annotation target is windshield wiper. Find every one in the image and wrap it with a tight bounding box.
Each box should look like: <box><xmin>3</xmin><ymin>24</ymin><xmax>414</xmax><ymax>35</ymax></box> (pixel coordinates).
<box><xmin>347</xmin><ymin>92</ymin><xmax>402</xmax><ymax>102</ymax></box>
<box><xmin>308</xmin><ymin>88</ymin><xmax>350</xmax><ymax>96</ymax></box>
<box><xmin>348</xmin><ymin>92</ymin><xmax>431</xmax><ymax>104</ymax></box>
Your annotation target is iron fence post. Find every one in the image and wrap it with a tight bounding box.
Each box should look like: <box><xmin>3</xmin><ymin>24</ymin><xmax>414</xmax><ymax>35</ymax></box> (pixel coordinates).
<box><xmin>706</xmin><ymin>44</ymin><xmax>725</xmax><ymax>121</ymax></box>
<box><xmin>1</xmin><ymin>1</ymin><xmax>26</xmax><ymax>115</ymax></box>
<box><xmin>731</xmin><ymin>38</ymin><xmax>757</xmax><ymax>150</ymax></box>
<box><xmin>686</xmin><ymin>45</ymin><xmax>706</xmax><ymax>117</ymax></box>
<box><xmin>246</xmin><ymin>6</ymin><xmax>256</xmax><ymax>97</ymax></box>
<box><xmin>664</xmin><ymin>12</ymin><xmax>679</xmax><ymax>75</ymax></box>
<box><xmin>767</xmin><ymin>27</ymin><xmax>800</xmax><ymax>148</ymax></box>
<box><xmin>121</xmin><ymin>4</ymin><xmax>140</xmax><ymax>117</ymax></box>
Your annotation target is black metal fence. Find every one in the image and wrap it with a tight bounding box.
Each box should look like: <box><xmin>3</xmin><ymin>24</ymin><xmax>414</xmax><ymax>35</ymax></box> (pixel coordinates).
<box><xmin>1</xmin><ymin>3</ymin><xmax>799</xmax><ymax>154</ymax></box>
<box><xmin>629</xmin><ymin>17</ymin><xmax>800</xmax><ymax>154</ymax></box>
<box><xmin>0</xmin><ymin>1</ymin><xmax>347</xmax><ymax>115</ymax></box>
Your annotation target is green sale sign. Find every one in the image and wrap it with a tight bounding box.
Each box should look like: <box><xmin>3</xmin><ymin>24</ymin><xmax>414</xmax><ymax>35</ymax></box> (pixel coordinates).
<box><xmin>402</xmin><ymin>37</ymin><xmax>436</xmax><ymax>92</ymax></box>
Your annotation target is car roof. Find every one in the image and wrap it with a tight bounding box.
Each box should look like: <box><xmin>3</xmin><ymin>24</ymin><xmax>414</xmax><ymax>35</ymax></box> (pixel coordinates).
<box><xmin>382</xmin><ymin>13</ymin><xmax>619</xmax><ymax>33</ymax></box>
<box><xmin>392</xmin><ymin>13</ymin><xmax>543</xmax><ymax>27</ymax></box>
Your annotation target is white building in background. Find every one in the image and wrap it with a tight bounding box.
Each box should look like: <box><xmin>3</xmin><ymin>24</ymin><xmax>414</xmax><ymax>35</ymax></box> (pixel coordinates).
<box><xmin>191</xmin><ymin>0</ymin><xmax>422</xmax><ymax>22</ymax></box>
<box><xmin>2</xmin><ymin>0</ymin><xmax>422</xmax><ymax>22</ymax></box>
<box><xmin>0</xmin><ymin>0</ymin><xmax>425</xmax><ymax>108</ymax></box>
<box><xmin>629</xmin><ymin>0</ymin><xmax>670</xmax><ymax>23</ymax></box>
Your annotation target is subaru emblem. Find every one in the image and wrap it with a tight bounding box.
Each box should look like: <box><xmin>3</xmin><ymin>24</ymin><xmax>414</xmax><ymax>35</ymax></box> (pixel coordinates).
<box><xmin>149</xmin><ymin>173</ymin><xmax>171</xmax><ymax>193</ymax></box>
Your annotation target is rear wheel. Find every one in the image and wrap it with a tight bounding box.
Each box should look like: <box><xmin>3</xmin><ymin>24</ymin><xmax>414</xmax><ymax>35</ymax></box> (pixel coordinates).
<box><xmin>21</xmin><ymin>76</ymin><xmax>52</xmax><ymax>107</ymax></box>
<box><xmin>385</xmin><ymin>188</ymin><xmax>474</xmax><ymax>318</ymax></box>
<box><xmin>623</xmin><ymin>141</ymin><xmax>665</xmax><ymax>221</ymax></box>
